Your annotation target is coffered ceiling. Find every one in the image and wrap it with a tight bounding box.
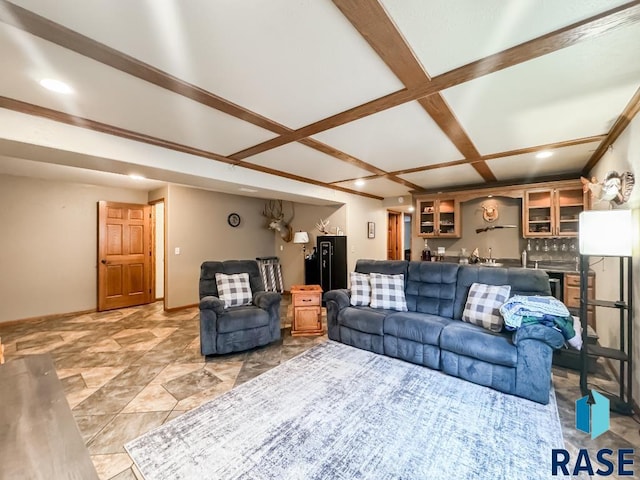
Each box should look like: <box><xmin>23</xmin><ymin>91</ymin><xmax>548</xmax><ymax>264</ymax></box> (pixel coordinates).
<box><xmin>1</xmin><ymin>0</ymin><xmax>639</xmax><ymax>202</ymax></box>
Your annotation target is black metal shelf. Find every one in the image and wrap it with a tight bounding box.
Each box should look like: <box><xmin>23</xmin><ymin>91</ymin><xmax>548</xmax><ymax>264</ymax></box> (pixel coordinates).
<box><xmin>585</xmin><ymin>344</ymin><xmax>628</xmax><ymax>362</ymax></box>
<box><xmin>579</xmin><ymin>254</ymin><xmax>634</xmax><ymax>415</ymax></box>
<box><xmin>587</xmin><ymin>299</ymin><xmax>629</xmax><ymax>309</ymax></box>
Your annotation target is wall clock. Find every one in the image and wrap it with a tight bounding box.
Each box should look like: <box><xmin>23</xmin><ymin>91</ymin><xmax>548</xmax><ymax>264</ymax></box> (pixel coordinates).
<box><xmin>227</xmin><ymin>213</ymin><xmax>241</xmax><ymax>227</ymax></box>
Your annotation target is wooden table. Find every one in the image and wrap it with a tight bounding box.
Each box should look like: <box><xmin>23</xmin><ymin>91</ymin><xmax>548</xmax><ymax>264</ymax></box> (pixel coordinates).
<box><xmin>290</xmin><ymin>284</ymin><xmax>324</xmax><ymax>336</ymax></box>
<box><xmin>0</xmin><ymin>355</ymin><xmax>99</xmax><ymax>480</ymax></box>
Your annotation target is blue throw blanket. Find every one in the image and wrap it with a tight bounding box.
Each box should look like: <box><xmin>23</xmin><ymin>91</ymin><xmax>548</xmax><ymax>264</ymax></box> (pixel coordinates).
<box><xmin>500</xmin><ymin>295</ymin><xmax>582</xmax><ymax>350</ymax></box>
<box><xmin>500</xmin><ymin>295</ymin><xmax>570</xmax><ymax>331</ymax></box>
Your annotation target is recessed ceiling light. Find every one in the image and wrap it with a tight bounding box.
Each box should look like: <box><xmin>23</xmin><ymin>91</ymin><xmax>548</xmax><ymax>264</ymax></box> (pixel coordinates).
<box><xmin>39</xmin><ymin>78</ymin><xmax>74</xmax><ymax>94</ymax></box>
<box><xmin>129</xmin><ymin>174</ymin><xmax>145</xmax><ymax>180</ymax></box>
<box><xmin>355</xmin><ymin>179</ymin><xmax>365</xmax><ymax>187</ymax></box>
<box><xmin>239</xmin><ymin>187</ymin><xmax>258</xmax><ymax>193</ymax></box>
<box><xmin>535</xmin><ymin>151</ymin><xmax>553</xmax><ymax>159</ymax></box>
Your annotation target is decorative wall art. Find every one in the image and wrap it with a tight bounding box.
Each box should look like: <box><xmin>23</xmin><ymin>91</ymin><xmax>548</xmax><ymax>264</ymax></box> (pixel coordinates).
<box><xmin>367</xmin><ymin>222</ymin><xmax>375</xmax><ymax>239</ymax></box>
<box><xmin>480</xmin><ymin>201</ymin><xmax>499</xmax><ymax>223</ymax></box>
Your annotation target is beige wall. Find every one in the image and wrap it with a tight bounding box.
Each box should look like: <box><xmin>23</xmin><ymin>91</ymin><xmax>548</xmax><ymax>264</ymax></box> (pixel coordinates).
<box><xmin>588</xmin><ymin>114</ymin><xmax>640</xmax><ymax>395</ymax></box>
<box><xmin>270</xmin><ymin>194</ymin><xmax>387</xmax><ymax>290</ymax></box>
<box><xmin>0</xmin><ymin>174</ymin><xmax>148</xmax><ymax>322</ymax></box>
<box><xmin>164</xmin><ymin>184</ymin><xmax>275</xmax><ymax>309</ymax></box>
<box><xmin>411</xmin><ymin>196</ymin><xmax>524</xmax><ymax>261</ymax></box>
<box><xmin>345</xmin><ymin>195</ymin><xmax>388</xmax><ymax>272</ymax></box>
<box><xmin>0</xmin><ymin>175</ymin><xmax>388</xmax><ymax>319</ymax></box>
<box><xmin>274</xmin><ymin>203</ymin><xmax>346</xmax><ymax>289</ymax></box>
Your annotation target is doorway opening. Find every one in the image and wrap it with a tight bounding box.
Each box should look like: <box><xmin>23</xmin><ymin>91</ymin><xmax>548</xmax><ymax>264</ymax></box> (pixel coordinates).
<box><xmin>387</xmin><ymin>211</ymin><xmax>402</xmax><ymax>260</ymax></box>
<box><xmin>97</xmin><ymin>199</ymin><xmax>165</xmax><ymax>312</ymax></box>
<box><xmin>404</xmin><ymin>213</ymin><xmax>412</xmax><ymax>260</ymax></box>
<box><xmin>152</xmin><ymin>200</ymin><xmax>165</xmax><ymax>303</ymax></box>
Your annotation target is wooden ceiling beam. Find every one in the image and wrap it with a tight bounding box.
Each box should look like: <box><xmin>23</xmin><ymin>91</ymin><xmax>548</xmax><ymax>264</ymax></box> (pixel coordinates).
<box><xmin>332</xmin><ymin>0</ymin><xmax>495</xmax><ymax>183</ymax></box>
<box><xmin>0</xmin><ymin>96</ymin><xmax>383</xmax><ymax>200</ymax></box>
<box><xmin>231</xmin><ymin>2</ymin><xmax>640</xmax><ymax>158</ymax></box>
<box><xmin>582</xmin><ymin>87</ymin><xmax>640</xmax><ymax>173</ymax></box>
<box><xmin>0</xmin><ymin>0</ymin><xmax>292</xmax><ymax>135</ymax></box>
<box><xmin>0</xmin><ymin>0</ymin><xmax>410</xmax><ymax>193</ymax></box>
<box><xmin>389</xmin><ymin>135</ymin><xmax>607</xmax><ymax>176</ymax></box>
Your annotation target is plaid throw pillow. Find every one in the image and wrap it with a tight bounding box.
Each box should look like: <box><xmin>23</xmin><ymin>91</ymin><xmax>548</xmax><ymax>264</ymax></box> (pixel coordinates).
<box><xmin>462</xmin><ymin>283</ymin><xmax>511</xmax><ymax>332</ymax></box>
<box><xmin>369</xmin><ymin>273</ymin><xmax>407</xmax><ymax>312</ymax></box>
<box><xmin>350</xmin><ymin>272</ymin><xmax>371</xmax><ymax>306</ymax></box>
<box><xmin>215</xmin><ymin>273</ymin><xmax>253</xmax><ymax>308</ymax></box>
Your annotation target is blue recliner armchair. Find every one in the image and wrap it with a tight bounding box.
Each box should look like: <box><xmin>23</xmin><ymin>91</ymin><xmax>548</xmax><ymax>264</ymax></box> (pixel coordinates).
<box><xmin>199</xmin><ymin>260</ymin><xmax>281</xmax><ymax>355</ymax></box>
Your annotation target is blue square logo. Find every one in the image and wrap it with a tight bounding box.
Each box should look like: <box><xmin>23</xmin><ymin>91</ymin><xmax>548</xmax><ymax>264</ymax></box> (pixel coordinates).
<box><xmin>576</xmin><ymin>390</ymin><xmax>610</xmax><ymax>439</ymax></box>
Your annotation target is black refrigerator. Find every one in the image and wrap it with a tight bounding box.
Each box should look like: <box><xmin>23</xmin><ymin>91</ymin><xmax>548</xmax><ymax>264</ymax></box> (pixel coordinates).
<box><xmin>316</xmin><ymin>235</ymin><xmax>347</xmax><ymax>293</ymax></box>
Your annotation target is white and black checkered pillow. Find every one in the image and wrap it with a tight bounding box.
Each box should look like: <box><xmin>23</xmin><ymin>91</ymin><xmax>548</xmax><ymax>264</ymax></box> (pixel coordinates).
<box><xmin>215</xmin><ymin>273</ymin><xmax>253</xmax><ymax>308</ymax></box>
<box><xmin>462</xmin><ymin>283</ymin><xmax>511</xmax><ymax>332</ymax></box>
<box><xmin>369</xmin><ymin>273</ymin><xmax>407</xmax><ymax>312</ymax></box>
<box><xmin>350</xmin><ymin>272</ymin><xmax>371</xmax><ymax>306</ymax></box>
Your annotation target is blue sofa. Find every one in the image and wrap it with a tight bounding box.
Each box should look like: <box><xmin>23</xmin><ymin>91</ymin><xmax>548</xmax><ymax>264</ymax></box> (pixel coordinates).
<box><xmin>325</xmin><ymin>260</ymin><xmax>565</xmax><ymax>404</ymax></box>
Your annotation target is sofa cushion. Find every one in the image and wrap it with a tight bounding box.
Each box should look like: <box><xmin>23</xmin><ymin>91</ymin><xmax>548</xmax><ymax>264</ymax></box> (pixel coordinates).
<box><xmin>355</xmin><ymin>259</ymin><xmax>408</xmax><ymax>278</ymax></box>
<box><xmin>217</xmin><ymin>306</ymin><xmax>270</xmax><ymax>333</ymax></box>
<box><xmin>440</xmin><ymin>321</ymin><xmax>518</xmax><ymax>368</ymax></box>
<box><xmin>453</xmin><ymin>266</ymin><xmax>551</xmax><ymax>320</ymax></box>
<box><xmin>200</xmin><ymin>260</ymin><xmax>264</xmax><ymax>299</ymax></box>
<box><xmin>384</xmin><ymin>311</ymin><xmax>454</xmax><ymax>346</ymax></box>
<box><xmin>370</xmin><ymin>273</ymin><xmax>408</xmax><ymax>312</ymax></box>
<box><xmin>215</xmin><ymin>272</ymin><xmax>253</xmax><ymax>308</ymax></box>
<box><xmin>339</xmin><ymin>306</ymin><xmax>394</xmax><ymax>336</ymax></box>
<box><xmin>462</xmin><ymin>283</ymin><xmax>511</xmax><ymax>332</ymax></box>
<box><xmin>349</xmin><ymin>272</ymin><xmax>371</xmax><ymax>306</ymax></box>
<box><xmin>406</xmin><ymin>262</ymin><xmax>459</xmax><ymax>316</ymax></box>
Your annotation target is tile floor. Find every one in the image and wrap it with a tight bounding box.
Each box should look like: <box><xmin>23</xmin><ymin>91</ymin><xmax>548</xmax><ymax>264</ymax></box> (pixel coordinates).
<box><xmin>1</xmin><ymin>299</ymin><xmax>639</xmax><ymax>479</ymax></box>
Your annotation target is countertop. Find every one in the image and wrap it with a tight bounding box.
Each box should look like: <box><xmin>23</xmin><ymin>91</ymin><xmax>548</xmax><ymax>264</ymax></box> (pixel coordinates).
<box><xmin>438</xmin><ymin>257</ymin><xmax>584</xmax><ymax>274</ymax></box>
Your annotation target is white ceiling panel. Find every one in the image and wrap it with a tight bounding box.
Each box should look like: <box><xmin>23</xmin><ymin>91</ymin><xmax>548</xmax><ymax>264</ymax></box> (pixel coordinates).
<box><xmin>381</xmin><ymin>0</ymin><xmax>631</xmax><ymax>76</ymax></box>
<box><xmin>243</xmin><ymin>142</ymin><xmax>374</xmax><ymax>184</ymax></box>
<box><xmin>441</xmin><ymin>23</ymin><xmax>640</xmax><ymax>155</ymax></box>
<box><xmin>0</xmin><ymin>24</ymin><xmax>278</xmax><ymax>156</ymax></box>
<box><xmin>0</xmin><ymin>29</ymin><xmax>276</xmax><ymax>157</ymax></box>
<box><xmin>488</xmin><ymin>142</ymin><xmax>600</xmax><ymax>182</ymax></box>
<box><xmin>312</xmin><ymin>101</ymin><xmax>462</xmax><ymax>171</ymax></box>
<box><xmin>333</xmin><ymin>177</ymin><xmax>410</xmax><ymax>198</ymax></box>
<box><xmin>398</xmin><ymin>164</ymin><xmax>483</xmax><ymax>191</ymax></box>
<box><xmin>10</xmin><ymin>0</ymin><xmax>404</xmax><ymax>129</ymax></box>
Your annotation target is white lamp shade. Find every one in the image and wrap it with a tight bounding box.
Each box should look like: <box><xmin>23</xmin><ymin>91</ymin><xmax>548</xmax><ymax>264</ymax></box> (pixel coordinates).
<box><xmin>579</xmin><ymin>210</ymin><xmax>632</xmax><ymax>256</ymax></box>
<box><xmin>293</xmin><ymin>231</ymin><xmax>309</xmax><ymax>244</ymax></box>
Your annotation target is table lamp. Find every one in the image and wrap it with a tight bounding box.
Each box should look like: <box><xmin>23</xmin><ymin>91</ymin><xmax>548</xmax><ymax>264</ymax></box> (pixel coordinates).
<box><xmin>293</xmin><ymin>231</ymin><xmax>310</xmax><ymax>256</ymax></box>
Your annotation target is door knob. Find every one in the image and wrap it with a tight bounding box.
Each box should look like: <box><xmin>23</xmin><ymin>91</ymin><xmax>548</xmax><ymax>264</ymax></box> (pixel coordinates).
<box><xmin>101</xmin><ymin>259</ymin><xmax>108</xmax><ymax>265</ymax></box>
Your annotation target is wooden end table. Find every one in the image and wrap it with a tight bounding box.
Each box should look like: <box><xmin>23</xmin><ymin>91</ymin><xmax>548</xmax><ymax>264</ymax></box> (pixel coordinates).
<box><xmin>290</xmin><ymin>284</ymin><xmax>324</xmax><ymax>336</ymax></box>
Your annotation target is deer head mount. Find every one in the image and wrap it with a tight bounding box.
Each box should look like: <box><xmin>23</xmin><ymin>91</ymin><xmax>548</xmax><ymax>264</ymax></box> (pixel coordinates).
<box><xmin>262</xmin><ymin>200</ymin><xmax>295</xmax><ymax>242</ymax></box>
<box><xmin>480</xmin><ymin>201</ymin><xmax>499</xmax><ymax>223</ymax></box>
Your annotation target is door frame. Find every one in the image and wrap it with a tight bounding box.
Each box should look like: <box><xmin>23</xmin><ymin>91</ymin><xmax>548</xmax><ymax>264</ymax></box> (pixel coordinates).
<box><xmin>97</xmin><ymin>201</ymin><xmax>152</xmax><ymax>311</ymax></box>
<box><xmin>387</xmin><ymin>210</ymin><xmax>402</xmax><ymax>260</ymax></box>
<box><xmin>148</xmin><ymin>198</ymin><xmax>166</xmax><ymax>311</ymax></box>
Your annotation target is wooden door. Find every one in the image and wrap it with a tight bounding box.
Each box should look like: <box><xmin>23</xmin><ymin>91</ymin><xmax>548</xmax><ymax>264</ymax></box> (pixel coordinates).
<box><xmin>98</xmin><ymin>201</ymin><xmax>151</xmax><ymax>311</ymax></box>
<box><xmin>387</xmin><ymin>211</ymin><xmax>401</xmax><ymax>260</ymax></box>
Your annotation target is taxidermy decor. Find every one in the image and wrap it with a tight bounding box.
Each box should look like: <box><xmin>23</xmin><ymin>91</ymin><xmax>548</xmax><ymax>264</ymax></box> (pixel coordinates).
<box><xmin>316</xmin><ymin>218</ymin><xmax>331</xmax><ymax>234</ymax></box>
<box><xmin>581</xmin><ymin>171</ymin><xmax>635</xmax><ymax>207</ymax></box>
<box><xmin>480</xmin><ymin>201</ymin><xmax>499</xmax><ymax>222</ymax></box>
<box><xmin>262</xmin><ymin>200</ymin><xmax>295</xmax><ymax>242</ymax></box>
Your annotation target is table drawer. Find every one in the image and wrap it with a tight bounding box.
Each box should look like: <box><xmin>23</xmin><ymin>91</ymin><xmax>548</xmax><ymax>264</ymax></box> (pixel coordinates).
<box><xmin>294</xmin><ymin>293</ymin><xmax>321</xmax><ymax>307</ymax></box>
<box><xmin>565</xmin><ymin>273</ymin><xmax>594</xmax><ymax>288</ymax></box>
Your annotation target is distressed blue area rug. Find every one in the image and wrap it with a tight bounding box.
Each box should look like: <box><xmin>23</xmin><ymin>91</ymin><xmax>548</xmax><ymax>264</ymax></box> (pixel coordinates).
<box><xmin>126</xmin><ymin>341</ymin><xmax>563</xmax><ymax>479</ymax></box>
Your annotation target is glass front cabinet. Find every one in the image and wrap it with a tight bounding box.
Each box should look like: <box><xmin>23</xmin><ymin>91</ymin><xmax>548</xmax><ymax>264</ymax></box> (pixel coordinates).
<box><xmin>523</xmin><ymin>185</ymin><xmax>589</xmax><ymax>238</ymax></box>
<box><xmin>416</xmin><ymin>198</ymin><xmax>460</xmax><ymax>238</ymax></box>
